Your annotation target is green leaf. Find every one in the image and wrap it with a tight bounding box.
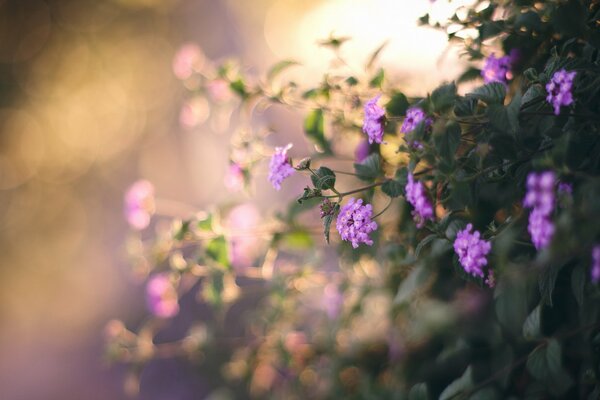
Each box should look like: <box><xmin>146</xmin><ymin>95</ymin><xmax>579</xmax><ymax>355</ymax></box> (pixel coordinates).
<box><xmin>408</xmin><ymin>383</ymin><xmax>429</xmax><ymax>400</ymax></box>
<box><xmin>526</xmin><ymin>339</ymin><xmax>562</xmax><ymax>381</ymax></box>
<box><xmin>267</xmin><ymin>60</ymin><xmax>299</xmax><ymax>81</ymax></box>
<box><xmin>469</xmin><ymin>82</ymin><xmax>506</xmax><ymax>104</ymax></box>
<box><xmin>454</xmin><ymin>97</ymin><xmax>477</xmax><ymax>117</ymax></box>
<box><xmin>322</xmin><ymin>206</ymin><xmax>338</xmax><ymax>244</ymax></box>
<box><xmin>173</xmin><ymin>220</ymin><xmax>191</xmax><ymax>241</ymax></box>
<box><xmin>495</xmin><ymin>276</ymin><xmax>528</xmax><ymax>335</ymax></box>
<box><xmin>487</xmin><ymin>102</ymin><xmax>518</xmax><ymax>136</ymax></box>
<box><xmin>431</xmin><ymin>82</ymin><xmax>457</xmax><ymax>113</ymax></box>
<box><xmin>229</xmin><ymin>78</ymin><xmax>248</xmax><ymax>99</ymax></box>
<box><xmin>571</xmin><ymin>263</ymin><xmax>586</xmax><ymax>306</ymax></box>
<box><xmin>369</xmin><ymin>68</ymin><xmax>385</xmax><ymax>88</ymax></box>
<box><xmin>415</xmin><ymin>234</ymin><xmax>438</xmax><ymax>258</ymax></box>
<box><xmin>354</xmin><ymin>154</ymin><xmax>381</xmax><ymax>181</ymax></box>
<box><xmin>523</xmin><ymin>305</ymin><xmax>542</xmax><ymax>341</ymax></box>
<box><xmin>457</xmin><ymin>67</ymin><xmax>482</xmax><ymax>84</ymax></box>
<box><xmin>470</xmin><ymin>387</ymin><xmax>502</xmax><ymax>400</ymax></box>
<box><xmin>386</xmin><ymin>92</ymin><xmax>410</xmax><ymax>117</ymax></box>
<box><xmin>381</xmin><ymin>179</ymin><xmax>403</xmax><ymax>198</ymax></box>
<box><xmin>197</xmin><ymin>214</ymin><xmax>213</xmax><ymax>231</ymax></box>
<box><xmin>394</xmin><ymin>265</ymin><xmax>428</xmax><ymax>306</ymax></box>
<box><xmin>304</xmin><ymin>109</ymin><xmax>331</xmax><ymax>153</ymax></box>
<box><xmin>202</xmin><ymin>270</ymin><xmax>224</xmax><ymax>307</ymax></box>
<box><xmin>434</xmin><ymin>122</ymin><xmax>461</xmax><ymax>163</ymax></box>
<box><xmin>521</xmin><ymin>84</ymin><xmax>546</xmax><ymax>110</ymax></box>
<box><xmin>439</xmin><ymin>366</ymin><xmax>474</xmax><ymax>400</ymax></box>
<box><xmin>310</xmin><ymin>166</ymin><xmax>336</xmax><ymax>190</ymax></box>
<box><xmin>206</xmin><ymin>235</ymin><xmax>230</xmax><ymax>270</ymax></box>
<box><xmin>365</xmin><ymin>41</ymin><xmax>389</xmax><ymax>71</ymax></box>
<box><xmin>282</xmin><ymin>229</ymin><xmax>314</xmax><ymax>250</ymax></box>
<box><xmin>539</xmin><ymin>262</ymin><xmax>564</xmax><ymax>306</ymax></box>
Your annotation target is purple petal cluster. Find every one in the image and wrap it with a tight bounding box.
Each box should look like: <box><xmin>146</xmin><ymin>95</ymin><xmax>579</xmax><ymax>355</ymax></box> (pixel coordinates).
<box><xmin>124</xmin><ymin>179</ymin><xmax>155</xmax><ymax>230</ymax></box>
<box><xmin>453</xmin><ymin>224</ymin><xmax>492</xmax><ymax>278</ymax></box>
<box><xmin>362</xmin><ymin>95</ymin><xmax>386</xmax><ymax>144</ymax></box>
<box><xmin>268</xmin><ymin>144</ymin><xmax>295</xmax><ymax>191</ymax></box>
<box><xmin>546</xmin><ymin>69</ymin><xmax>576</xmax><ymax>115</ymax></box>
<box><xmin>400</xmin><ymin>107</ymin><xmax>430</xmax><ymax>134</ymax></box>
<box><xmin>591</xmin><ymin>245</ymin><xmax>600</xmax><ymax>284</ymax></box>
<box><xmin>481</xmin><ymin>53</ymin><xmax>511</xmax><ymax>84</ymax></box>
<box><xmin>336</xmin><ymin>197</ymin><xmax>378</xmax><ymax>248</ymax></box>
<box><xmin>405</xmin><ymin>173</ymin><xmax>434</xmax><ymax>228</ymax></box>
<box><xmin>146</xmin><ymin>274</ymin><xmax>179</xmax><ymax>318</ymax></box>
<box><xmin>524</xmin><ymin>171</ymin><xmax>556</xmax><ymax>249</ymax></box>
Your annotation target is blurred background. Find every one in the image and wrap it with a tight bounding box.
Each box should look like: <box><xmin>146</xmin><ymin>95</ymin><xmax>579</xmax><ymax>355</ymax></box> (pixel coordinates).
<box><xmin>0</xmin><ymin>0</ymin><xmax>470</xmax><ymax>398</ymax></box>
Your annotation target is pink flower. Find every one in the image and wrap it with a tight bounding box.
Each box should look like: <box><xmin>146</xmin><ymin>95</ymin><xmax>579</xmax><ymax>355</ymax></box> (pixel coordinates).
<box><xmin>225</xmin><ymin>204</ymin><xmax>262</xmax><ymax>271</ymax></box>
<box><xmin>146</xmin><ymin>274</ymin><xmax>179</xmax><ymax>318</ymax></box>
<box><xmin>207</xmin><ymin>79</ymin><xmax>232</xmax><ymax>103</ymax></box>
<box><xmin>362</xmin><ymin>95</ymin><xmax>386</xmax><ymax>144</ymax></box>
<box><xmin>224</xmin><ymin>163</ymin><xmax>245</xmax><ymax>192</ymax></box>
<box><xmin>124</xmin><ymin>180</ymin><xmax>155</xmax><ymax>230</ymax></box>
<box><xmin>172</xmin><ymin>43</ymin><xmax>204</xmax><ymax>80</ymax></box>
<box><xmin>179</xmin><ymin>97</ymin><xmax>209</xmax><ymax>128</ymax></box>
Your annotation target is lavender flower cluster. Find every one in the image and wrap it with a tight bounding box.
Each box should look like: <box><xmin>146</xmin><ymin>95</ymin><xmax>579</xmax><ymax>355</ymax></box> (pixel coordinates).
<box><xmin>336</xmin><ymin>197</ymin><xmax>378</xmax><ymax>248</ymax></box>
<box><xmin>546</xmin><ymin>69</ymin><xmax>576</xmax><ymax>115</ymax></box>
<box><xmin>481</xmin><ymin>53</ymin><xmax>511</xmax><ymax>84</ymax></box>
<box><xmin>400</xmin><ymin>107</ymin><xmax>430</xmax><ymax>134</ymax></box>
<box><xmin>524</xmin><ymin>171</ymin><xmax>556</xmax><ymax>250</ymax></box>
<box><xmin>362</xmin><ymin>95</ymin><xmax>386</xmax><ymax>144</ymax></box>
<box><xmin>268</xmin><ymin>144</ymin><xmax>295</xmax><ymax>190</ymax></box>
<box><xmin>405</xmin><ymin>173</ymin><xmax>434</xmax><ymax>228</ymax></box>
<box><xmin>453</xmin><ymin>224</ymin><xmax>492</xmax><ymax>279</ymax></box>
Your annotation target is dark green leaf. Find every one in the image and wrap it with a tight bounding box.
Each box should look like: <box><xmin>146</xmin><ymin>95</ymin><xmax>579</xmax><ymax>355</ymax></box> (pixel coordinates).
<box><xmin>381</xmin><ymin>179</ymin><xmax>403</xmax><ymax>198</ymax></box>
<box><xmin>354</xmin><ymin>154</ymin><xmax>381</xmax><ymax>181</ymax></box>
<box><xmin>206</xmin><ymin>236</ymin><xmax>230</xmax><ymax>270</ymax></box>
<box><xmin>394</xmin><ymin>265</ymin><xmax>427</xmax><ymax>306</ymax></box>
<box><xmin>439</xmin><ymin>366</ymin><xmax>474</xmax><ymax>400</ymax></box>
<box><xmin>454</xmin><ymin>97</ymin><xmax>477</xmax><ymax>117</ymax></box>
<box><xmin>526</xmin><ymin>339</ymin><xmax>562</xmax><ymax>381</ymax></box>
<box><xmin>415</xmin><ymin>234</ymin><xmax>438</xmax><ymax>258</ymax></box>
<box><xmin>304</xmin><ymin>109</ymin><xmax>331</xmax><ymax>153</ymax></box>
<box><xmin>457</xmin><ymin>67</ymin><xmax>482</xmax><ymax>84</ymax></box>
<box><xmin>229</xmin><ymin>78</ymin><xmax>248</xmax><ymax>99</ymax></box>
<box><xmin>495</xmin><ymin>276</ymin><xmax>528</xmax><ymax>335</ymax></box>
<box><xmin>434</xmin><ymin>122</ymin><xmax>461</xmax><ymax>163</ymax></box>
<box><xmin>571</xmin><ymin>263</ymin><xmax>586</xmax><ymax>306</ymax></box>
<box><xmin>386</xmin><ymin>92</ymin><xmax>410</xmax><ymax>117</ymax></box>
<box><xmin>523</xmin><ymin>305</ymin><xmax>542</xmax><ymax>341</ymax></box>
<box><xmin>323</xmin><ymin>203</ymin><xmax>339</xmax><ymax>244</ymax></box>
<box><xmin>365</xmin><ymin>41</ymin><xmax>389</xmax><ymax>70</ymax></box>
<box><xmin>369</xmin><ymin>68</ymin><xmax>385</xmax><ymax>88</ymax></box>
<box><xmin>469</xmin><ymin>82</ymin><xmax>506</xmax><ymax>104</ymax></box>
<box><xmin>431</xmin><ymin>82</ymin><xmax>457</xmax><ymax>113</ymax></box>
<box><xmin>408</xmin><ymin>383</ymin><xmax>429</xmax><ymax>400</ymax></box>
<box><xmin>310</xmin><ymin>166</ymin><xmax>336</xmax><ymax>190</ymax></box>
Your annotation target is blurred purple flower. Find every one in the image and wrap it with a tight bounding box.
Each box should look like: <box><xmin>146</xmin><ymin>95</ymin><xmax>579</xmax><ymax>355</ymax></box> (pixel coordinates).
<box><xmin>528</xmin><ymin>209</ymin><xmax>555</xmax><ymax>250</ymax></box>
<box><xmin>481</xmin><ymin>53</ymin><xmax>511</xmax><ymax>84</ymax></box>
<box><xmin>224</xmin><ymin>163</ymin><xmax>245</xmax><ymax>192</ymax></box>
<box><xmin>124</xmin><ymin>180</ymin><xmax>155</xmax><ymax>230</ymax></box>
<box><xmin>592</xmin><ymin>245</ymin><xmax>600</xmax><ymax>284</ymax></box>
<box><xmin>146</xmin><ymin>274</ymin><xmax>179</xmax><ymax>318</ymax></box>
<box><xmin>558</xmin><ymin>182</ymin><xmax>573</xmax><ymax>195</ymax></box>
<box><xmin>453</xmin><ymin>224</ymin><xmax>492</xmax><ymax>278</ymax></box>
<box><xmin>524</xmin><ymin>171</ymin><xmax>556</xmax><ymax>249</ymax></box>
<box><xmin>268</xmin><ymin>144</ymin><xmax>295</xmax><ymax>191</ymax></box>
<box><xmin>362</xmin><ymin>95</ymin><xmax>386</xmax><ymax>144</ymax></box>
<box><xmin>355</xmin><ymin>138</ymin><xmax>371</xmax><ymax>162</ymax></box>
<box><xmin>405</xmin><ymin>173</ymin><xmax>434</xmax><ymax>228</ymax></box>
<box><xmin>336</xmin><ymin>197</ymin><xmax>378</xmax><ymax>248</ymax></box>
<box><xmin>322</xmin><ymin>283</ymin><xmax>343</xmax><ymax>320</ymax></box>
<box><xmin>172</xmin><ymin>43</ymin><xmax>204</xmax><ymax>80</ymax></box>
<box><xmin>225</xmin><ymin>203</ymin><xmax>262</xmax><ymax>272</ymax></box>
<box><xmin>179</xmin><ymin>97</ymin><xmax>208</xmax><ymax>128</ymax></box>
<box><xmin>401</xmin><ymin>107</ymin><xmax>430</xmax><ymax>134</ymax></box>
<box><xmin>546</xmin><ymin>69</ymin><xmax>576</xmax><ymax>115</ymax></box>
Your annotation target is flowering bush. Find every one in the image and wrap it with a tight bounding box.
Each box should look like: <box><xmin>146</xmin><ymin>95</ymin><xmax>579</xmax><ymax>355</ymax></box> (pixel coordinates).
<box><xmin>109</xmin><ymin>1</ymin><xmax>600</xmax><ymax>398</ymax></box>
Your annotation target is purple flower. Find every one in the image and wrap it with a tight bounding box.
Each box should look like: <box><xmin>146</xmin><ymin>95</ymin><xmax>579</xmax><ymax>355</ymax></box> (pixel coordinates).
<box><xmin>268</xmin><ymin>144</ymin><xmax>295</xmax><ymax>190</ymax></box>
<box><xmin>557</xmin><ymin>182</ymin><xmax>573</xmax><ymax>195</ymax></box>
<box><xmin>405</xmin><ymin>173</ymin><xmax>434</xmax><ymax>228</ymax></box>
<box><xmin>591</xmin><ymin>245</ymin><xmax>600</xmax><ymax>284</ymax></box>
<box><xmin>225</xmin><ymin>203</ymin><xmax>262</xmax><ymax>272</ymax></box>
<box><xmin>355</xmin><ymin>138</ymin><xmax>371</xmax><ymax>162</ymax></box>
<box><xmin>336</xmin><ymin>197</ymin><xmax>378</xmax><ymax>248</ymax></box>
<box><xmin>546</xmin><ymin>69</ymin><xmax>576</xmax><ymax>115</ymax></box>
<box><xmin>453</xmin><ymin>224</ymin><xmax>492</xmax><ymax>278</ymax></box>
<box><xmin>362</xmin><ymin>95</ymin><xmax>386</xmax><ymax>144</ymax></box>
<box><xmin>523</xmin><ymin>171</ymin><xmax>556</xmax><ymax>249</ymax></box>
<box><xmin>322</xmin><ymin>283</ymin><xmax>343</xmax><ymax>320</ymax></box>
<box><xmin>401</xmin><ymin>107</ymin><xmax>431</xmax><ymax>134</ymax></box>
<box><xmin>146</xmin><ymin>274</ymin><xmax>179</xmax><ymax>318</ymax></box>
<box><xmin>482</xmin><ymin>53</ymin><xmax>511</xmax><ymax>84</ymax></box>
<box><xmin>124</xmin><ymin>180</ymin><xmax>155</xmax><ymax>230</ymax></box>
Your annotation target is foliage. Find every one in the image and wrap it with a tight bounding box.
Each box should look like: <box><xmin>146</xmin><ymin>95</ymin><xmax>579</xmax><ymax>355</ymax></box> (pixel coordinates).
<box><xmin>109</xmin><ymin>1</ymin><xmax>600</xmax><ymax>398</ymax></box>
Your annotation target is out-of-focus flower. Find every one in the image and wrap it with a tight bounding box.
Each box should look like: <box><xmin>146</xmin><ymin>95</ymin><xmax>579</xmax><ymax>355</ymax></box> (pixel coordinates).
<box><xmin>400</xmin><ymin>106</ymin><xmax>430</xmax><ymax>134</ymax></box>
<box><xmin>557</xmin><ymin>182</ymin><xmax>573</xmax><ymax>195</ymax></box>
<box><xmin>172</xmin><ymin>43</ymin><xmax>204</xmax><ymax>80</ymax></box>
<box><xmin>268</xmin><ymin>143</ymin><xmax>295</xmax><ymax>190</ymax></box>
<box><xmin>362</xmin><ymin>95</ymin><xmax>386</xmax><ymax>144</ymax></box>
<box><xmin>453</xmin><ymin>224</ymin><xmax>492</xmax><ymax>278</ymax></box>
<box><xmin>546</xmin><ymin>69</ymin><xmax>576</xmax><ymax>115</ymax></box>
<box><xmin>591</xmin><ymin>245</ymin><xmax>600</xmax><ymax>284</ymax></box>
<box><xmin>207</xmin><ymin>79</ymin><xmax>233</xmax><ymax>103</ymax></box>
<box><xmin>336</xmin><ymin>197</ymin><xmax>378</xmax><ymax>248</ymax></box>
<box><xmin>146</xmin><ymin>273</ymin><xmax>179</xmax><ymax>318</ymax></box>
<box><xmin>485</xmin><ymin>269</ymin><xmax>496</xmax><ymax>288</ymax></box>
<box><xmin>354</xmin><ymin>138</ymin><xmax>371</xmax><ymax>162</ymax></box>
<box><xmin>481</xmin><ymin>53</ymin><xmax>511</xmax><ymax>84</ymax></box>
<box><xmin>224</xmin><ymin>163</ymin><xmax>245</xmax><ymax>192</ymax></box>
<box><xmin>319</xmin><ymin>198</ymin><xmax>336</xmax><ymax>218</ymax></box>
<box><xmin>179</xmin><ymin>97</ymin><xmax>209</xmax><ymax>128</ymax></box>
<box><xmin>124</xmin><ymin>180</ymin><xmax>155</xmax><ymax>230</ymax></box>
<box><xmin>322</xmin><ymin>283</ymin><xmax>343</xmax><ymax>320</ymax></box>
<box><xmin>226</xmin><ymin>203</ymin><xmax>262</xmax><ymax>272</ymax></box>
<box><xmin>405</xmin><ymin>173</ymin><xmax>434</xmax><ymax>228</ymax></box>
<box><xmin>524</xmin><ymin>171</ymin><xmax>556</xmax><ymax>249</ymax></box>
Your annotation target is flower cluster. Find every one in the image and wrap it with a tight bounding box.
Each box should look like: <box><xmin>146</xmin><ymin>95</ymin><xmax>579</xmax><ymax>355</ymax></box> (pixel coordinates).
<box><xmin>336</xmin><ymin>197</ymin><xmax>378</xmax><ymax>248</ymax></box>
<box><xmin>524</xmin><ymin>171</ymin><xmax>556</xmax><ymax>250</ymax></box>
<box><xmin>124</xmin><ymin>180</ymin><xmax>155</xmax><ymax>230</ymax></box>
<box><xmin>146</xmin><ymin>274</ymin><xmax>179</xmax><ymax>318</ymax></box>
<box><xmin>453</xmin><ymin>224</ymin><xmax>492</xmax><ymax>278</ymax></box>
<box><xmin>362</xmin><ymin>95</ymin><xmax>386</xmax><ymax>144</ymax></box>
<box><xmin>405</xmin><ymin>173</ymin><xmax>434</xmax><ymax>228</ymax></box>
<box><xmin>268</xmin><ymin>144</ymin><xmax>295</xmax><ymax>190</ymax></box>
<box><xmin>224</xmin><ymin>162</ymin><xmax>245</xmax><ymax>192</ymax></box>
<box><xmin>546</xmin><ymin>69</ymin><xmax>576</xmax><ymax>115</ymax></box>
<box><xmin>591</xmin><ymin>245</ymin><xmax>600</xmax><ymax>284</ymax></box>
<box><xmin>481</xmin><ymin>53</ymin><xmax>511</xmax><ymax>84</ymax></box>
<box><xmin>400</xmin><ymin>106</ymin><xmax>430</xmax><ymax>134</ymax></box>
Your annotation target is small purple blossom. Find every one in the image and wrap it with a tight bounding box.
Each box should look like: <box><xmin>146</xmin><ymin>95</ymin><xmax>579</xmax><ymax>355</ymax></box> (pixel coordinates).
<box><xmin>524</xmin><ymin>171</ymin><xmax>556</xmax><ymax>249</ymax></box>
<box><xmin>320</xmin><ymin>198</ymin><xmax>336</xmax><ymax>218</ymax></box>
<box><xmin>527</xmin><ymin>209</ymin><xmax>555</xmax><ymax>250</ymax></box>
<box><xmin>124</xmin><ymin>180</ymin><xmax>155</xmax><ymax>230</ymax></box>
<box><xmin>546</xmin><ymin>69</ymin><xmax>576</xmax><ymax>115</ymax></box>
<box><xmin>336</xmin><ymin>197</ymin><xmax>378</xmax><ymax>248</ymax></box>
<box><xmin>557</xmin><ymin>182</ymin><xmax>573</xmax><ymax>195</ymax></box>
<box><xmin>453</xmin><ymin>224</ymin><xmax>492</xmax><ymax>278</ymax></box>
<box><xmin>485</xmin><ymin>269</ymin><xmax>496</xmax><ymax>288</ymax></box>
<box><xmin>591</xmin><ymin>245</ymin><xmax>600</xmax><ymax>284</ymax></box>
<box><xmin>482</xmin><ymin>53</ymin><xmax>511</xmax><ymax>84</ymax></box>
<box><xmin>322</xmin><ymin>283</ymin><xmax>343</xmax><ymax>320</ymax></box>
<box><xmin>362</xmin><ymin>95</ymin><xmax>386</xmax><ymax>144</ymax></box>
<box><xmin>355</xmin><ymin>138</ymin><xmax>371</xmax><ymax>162</ymax></box>
<box><xmin>268</xmin><ymin>144</ymin><xmax>295</xmax><ymax>191</ymax></box>
<box><xmin>405</xmin><ymin>173</ymin><xmax>434</xmax><ymax>228</ymax></box>
<box><xmin>401</xmin><ymin>107</ymin><xmax>431</xmax><ymax>134</ymax></box>
<box><xmin>146</xmin><ymin>274</ymin><xmax>179</xmax><ymax>318</ymax></box>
